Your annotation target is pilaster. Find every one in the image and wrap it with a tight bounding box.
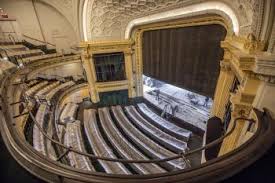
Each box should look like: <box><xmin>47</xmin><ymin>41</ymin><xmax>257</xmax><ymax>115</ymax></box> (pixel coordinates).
<box><xmin>219</xmin><ymin>98</ymin><xmax>252</xmax><ymax>155</ymax></box>
<box><xmin>211</xmin><ymin>59</ymin><xmax>234</xmax><ymax>119</ymax></box>
<box><xmin>124</xmin><ymin>50</ymin><xmax>136</xmax><ymax>98</ymax></box>
<box><xmin>219</xmin><ymin>75</ymin><xmax>262</xmax><ymax>155</ymax></box>
<box><xmin>81</xmin><ymin>53</ymin><xmax>99</xmax><ymax>103</ymax></box>
<box><xmin>218</xmin><ymin>34</ymin><xmax>267</xmax><ymax>155</ymax></box>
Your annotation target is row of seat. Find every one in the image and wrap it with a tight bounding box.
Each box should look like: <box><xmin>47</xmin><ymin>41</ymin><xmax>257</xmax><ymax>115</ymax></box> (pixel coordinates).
<box><xmin>26</xmin><ymin>80</ymin><xmax>76</xmax><ymax>161</ymax></box>
<box><xmin>98</xmin><ymin>107</ymin><xmax>166</xmax><ymax>174</ymax></box>
<box><xmin>64</xmin><ymin>120</ymin><xmax>94</xmax><ymax>171</ymax></box>
<box><xmin>25</xmin><ymin>80</ymin><xmax>191</xmax><ymax>175</ymax></box>
<box><xmin>25</xmin><ymin>81</ymin><xmax>49</xmax><ymax>96</ymax></box>
<box><xmin>45</xmin><ymin>81</ymin><xmax>75</xmax><ymax>105</ymax></box>
<box><xmin>83</xmin><ymin>109</ymin><xmax>131</xmax><ymax>174</ymax></box>
<box><xmin>26</xmin><ymin>80</ymin><xmax>39</xmax><ymax>87</ymax></box>
<box><xmin>0</xmin><ymin>42</ymin><xmax>59</xmax><ymax>66</ymax></box>
<box><xmin>31</xmin><ymin>80</ymin><xmax>77</xmax><ymax>160</ymax></box>
<box><xmin>59</xmin><ymin>102</ymin><xmax>78</xmax><ymax>124</ymax></box>
<box><xmin>34</xmin><ymin>81</ymin><xmax>60</xmax><ymax>101</ymax></box>
<box><xmin>137</xmin><ymin>103</ymin><xmax>192</xmax><ymax>141</ymax></box>
<box><xmin>125</xmin><ymin>105</ymin><xmax>187</xmax><ymax>153</ymax></box>
<box><xmin>56</xmin><ymin>104</ymin><xmax>190</xmax><ymax>174</ymax></box>
<box><xmin>33</xmin><ymin>104</ymin><xmax>48</xmax><ymax>156</ymax></box>
<box><xmin>111</xmin><ymin>106</ymin><xmax>185</xmax><ymax>170</ymax></box>
<box><xmin>20</xmin><ymin>79</ymin><xmax>74</xmax><ymax>159</ymax></box>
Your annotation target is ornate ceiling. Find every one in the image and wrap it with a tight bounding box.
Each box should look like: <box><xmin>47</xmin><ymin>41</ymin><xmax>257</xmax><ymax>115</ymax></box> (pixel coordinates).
<box><xmin>85</xmin><ymin>0</ymin><xmax>261</xmax><ymax>40</ymax></box>
<box><xmin>14</xmin><ymin>0</ymin><xmax>273</xmax><ymax>52</ymax></box>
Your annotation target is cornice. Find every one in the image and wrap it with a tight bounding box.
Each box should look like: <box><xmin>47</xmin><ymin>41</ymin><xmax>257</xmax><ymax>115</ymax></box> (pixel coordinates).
<box><xmin>222</xmin><ymin>35</ymin><xmax>275</xmax><ymax>83</ymax></box>
<box><xmin>254</xmin><ymin>53</ymin><xmax>275</xmax><ymax>76</ymax></box>
<box><xmin>223</xmin><ymin>34</ymin><xmax>265</xmax><ymax>54</ymax></box>
<box><xmin>95</xmin><ymin>80</ymin><xmax>129</xmax><ymax>92</ymax></box>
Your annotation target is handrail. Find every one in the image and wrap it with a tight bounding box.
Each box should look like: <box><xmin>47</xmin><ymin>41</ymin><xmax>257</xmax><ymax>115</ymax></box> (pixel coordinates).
<box><xmin>0</xmin><ymin>47</ymin><xmax>21</xmax><ymax>66</ymax></box>
<box><xmin>0</xmin><ymin>58</ymin><xmax>274</xmax><ymax>183</ymax></box>
<box><xmin>21</xmin><ymin>88</ymin><xmax>255</xmax><ymax>164</ymax></box>
<box><xmin>22</xmin><ymin>34</ymin><xmax>56</xmax><ymax>47</ymax></box>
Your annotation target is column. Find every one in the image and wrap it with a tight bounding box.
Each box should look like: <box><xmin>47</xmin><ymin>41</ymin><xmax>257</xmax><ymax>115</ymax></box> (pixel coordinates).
<box><xmin>219</xmin><ymin>75</ymin><xmax>261</xmax><ymax>155</ymax></box>
<box><xmin>124</xmin><ymin>51</ymin><xmax>136</xmax><ymax>98</ymax></box>
<box><xmin>211</xmin><ymin>61</ymin><xmax>234</xmax><ymax>119</ymax></box>
<box><xmin>134</xmin><ymin>31</ymin><xmax>143</xmax><ymax>97</ymax></box>
<box><xmin>81</xmin><ymin>53</ymin><xmax>99</xmax><ymax>103</ymax></box>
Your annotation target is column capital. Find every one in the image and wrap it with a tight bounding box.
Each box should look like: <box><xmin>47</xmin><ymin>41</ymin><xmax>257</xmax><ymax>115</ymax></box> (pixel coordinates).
<box><xmin>223</xmin><ymin>34</ymin><xmax>265</xmax><ymax>54</ymax></box>
<box><xmin>231</xmin><ymin>102</ymin><xmax>252</xmax><ymax>118</ymax></box>
<box><xmin>81</xmin><ymin>53</ymin><xmax>90</xmax><ymax>60</ymax></box>
<box><xmin>220</xmin><ymin>61</ymin><xmax>231</xmax><ymax>71</ymax></box>
<box><xmin>230</xmin><ymin>88</ymin><xmax>254</xmax><ymax>118</ymax></box>
<box><xmin>253</xmin><ymin>53</ymin><xmax>275</xmax><ymax>76</ymax></box>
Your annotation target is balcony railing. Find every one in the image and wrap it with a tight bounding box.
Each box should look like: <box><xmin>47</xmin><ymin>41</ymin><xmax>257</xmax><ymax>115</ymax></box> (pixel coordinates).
<box><xmin>0</xmin><ymin>61</ymin><xmax>275</xmax><ymax>183</ymax></box>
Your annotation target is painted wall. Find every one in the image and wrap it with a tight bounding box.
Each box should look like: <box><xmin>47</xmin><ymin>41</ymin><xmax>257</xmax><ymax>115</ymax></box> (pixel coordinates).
<box><xmin>0</xmin><ymin>20</ymin><xmax>22</xmax><ymax>42</ymax></box>
<box><xmin>0</xmin><ymin>0</ymin><xmax>78</xmax><ymax>53</ymax></box>
<box><xmin>0</xmin><ymin>0</ymin><xmax>42</xmax><ymax>41</ymax></box>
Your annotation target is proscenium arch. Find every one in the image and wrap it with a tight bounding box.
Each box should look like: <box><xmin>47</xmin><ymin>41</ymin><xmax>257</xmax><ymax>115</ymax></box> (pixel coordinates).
<box><xmin>125</xmin><ymin>1</ymin><xmax>240</xmax><ymax>39</ymax></box>
<box><xmin>82</xmin><ymin>0</ymin><xmax>90</xmax><ymax>41</ymax></box>
<box><xmin>131</xmin><ymin>15</ymin><xmax>230</xmax><ymax>97</ymax></box>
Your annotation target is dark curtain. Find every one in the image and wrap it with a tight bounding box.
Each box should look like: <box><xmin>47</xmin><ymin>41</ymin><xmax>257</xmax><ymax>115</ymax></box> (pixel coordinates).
<box><xmin>142</xmin><ymin>24</ymin><xmax>226</xmax><ymax>98</ymax></box>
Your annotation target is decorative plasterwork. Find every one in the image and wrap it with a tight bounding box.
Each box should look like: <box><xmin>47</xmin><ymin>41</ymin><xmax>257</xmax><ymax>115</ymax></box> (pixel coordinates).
<box><xmin>84</xmin><ymin>0</ymin><xmax>243</xmax><ymax>40</ymax></box>
<box><xmin>229</xmin><ymin>83</ymin><xmax>256</xmax><ymax>117</ymax></box>
<box><xmin>35</xmin><ymin>0</ymin><xmax>268</xmax><ymax>44</ymax></box>
<box><xmin>222</xmin><ymin>34</ymin><xmax>275</xmax><ymax>84</ymax></box>
<box><xmin>267</xmin><ymin>18</ymin><xmax>275</xmax><ymax>53</ymax></box>
<box><xmin>257</xmin><ymin>74</ymin><xmax>275</xmax><ymax>83</ymax></box>
<box><xmin>220</xmin><ymin>60</ymin><xmax>231</xmax><ymax>71</ymax></box>
<box><xmin>80</xmin><ymin>39</ymin><xmax>134</xmax><ymax>54</ymax></box>
<box><xmin>221</xmin><ymin>34</ymin><xmax>269</xmax><ymax>80</ymax></box>
<box><xmin>83</xmin><ymin>0</ymin><xmax>268</xmax><ymax>41</ymax></box>
<box><xmin>231</xmin><ymin>0</ymin><xmax>256</xmax><ymax>37</ymax></box>
<box><xmin>223</xmin><ymin>34</ymin><xmax>265</xmax><ymax>53</ymax></box>
<box><xmin>125</xmin><ymin>1</ymin><xmax>239</xmax><ymax>39</ymax></box>
<box><xmin>87</xmin><ymin>0</ymin><xmax>198</xmax><ymax>40</ymax></box>
<box><xmin>251</xmin><ymin>0</ymin><xmax>265</xmax><ymax>38</ymax></box>
<box><xmin>254</xmin><ymin>53</ymin><xmax>275</xmax><ymax>76</ymax></box>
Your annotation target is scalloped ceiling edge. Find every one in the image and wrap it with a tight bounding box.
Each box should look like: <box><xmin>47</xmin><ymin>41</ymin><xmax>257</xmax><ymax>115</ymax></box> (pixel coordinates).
<box><xmin>124</xmin><ymin>1</ymin><xmax>239</xmax><ymax>39</ymax></box>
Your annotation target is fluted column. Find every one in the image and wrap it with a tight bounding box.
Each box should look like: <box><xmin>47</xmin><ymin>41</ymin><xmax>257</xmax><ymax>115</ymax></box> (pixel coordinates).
<box><xmin>81</xmin><ymin>53</ymin><xmax>99</xmax><ymax>103</ymax></box>
<box><xmin>219</xmin><ymin>75</ymin><xmax>261</xmax><ymax>155</ymax></box>
<box><xmin>219</xmin><ymin>101</ymin><xmax>251</xmax><ymax>155</ymax></box>
<box><xmin>124</xmin><ymin>51</ymin><xmax>136</xmax><ymax>98</ymax></box>
<box><xmin>211</xmin><ymin>55</ymin><xmax>234</xmax><ymax>119</ymax></box>
<box><xmin>134</xmin><ymin>31</ymin><xmax>143</xmax><ymax>97</ymax></box>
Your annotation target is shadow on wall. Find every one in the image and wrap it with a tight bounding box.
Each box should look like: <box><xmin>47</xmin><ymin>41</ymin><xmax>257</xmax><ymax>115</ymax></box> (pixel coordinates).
<box><xmin>0</xmin><ymin>0</ymin><xmax>78</xmax><ymax>54</ymax></box>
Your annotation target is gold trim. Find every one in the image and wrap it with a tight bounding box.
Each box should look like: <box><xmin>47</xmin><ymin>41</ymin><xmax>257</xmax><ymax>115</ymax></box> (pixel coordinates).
<box><xmin>131</xmin><ymin>14</ymin><xmax>231</xmax><ymax>96</ymax></box>
<box><xmin>80</xmin><ymin>40</ymin><xmax>135</xmax><ymax>103</ymax></box>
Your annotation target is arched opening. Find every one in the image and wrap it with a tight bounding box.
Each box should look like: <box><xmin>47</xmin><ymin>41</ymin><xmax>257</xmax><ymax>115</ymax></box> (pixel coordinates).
<box><xmin>128</xmin><ymin>9</ymin><xmax>236</xmax><ymax>158</ymax></box>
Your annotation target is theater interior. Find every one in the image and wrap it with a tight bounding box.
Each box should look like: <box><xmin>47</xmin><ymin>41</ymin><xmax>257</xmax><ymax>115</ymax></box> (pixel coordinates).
<box><xmin>0</xmin><ymin>0</ymin><xmax>275</xmax><ymax>182</ymax></box>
